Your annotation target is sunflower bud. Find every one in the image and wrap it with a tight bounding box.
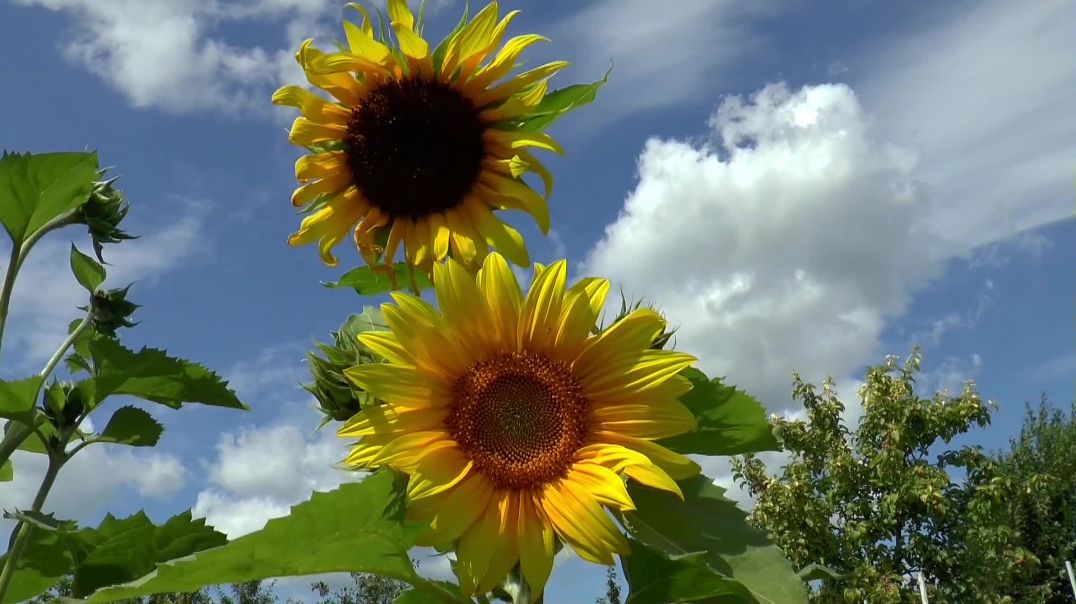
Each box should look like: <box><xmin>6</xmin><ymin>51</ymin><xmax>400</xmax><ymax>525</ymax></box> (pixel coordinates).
<box><xmin>305</xmin><ymin>308</ymin><xmax>388</xmax><ymax>425</ymax></box>
<box><xmin>76</xmin><ymin>175</ymin><xmax>135</xmax><ymax>261</ymax></box>
<box><xmin>604</xmin><ymin>292</ymin><xmax>678</xmax><ymax>350</ymax></box>
<box><xmin>82</xmin><ymin>285</ymin><xmax>139</xmax><ymax>337</ymax></box>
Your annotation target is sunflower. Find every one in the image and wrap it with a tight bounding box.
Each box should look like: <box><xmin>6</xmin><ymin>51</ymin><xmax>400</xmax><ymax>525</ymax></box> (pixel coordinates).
<box><xmin>273</xmin><ymin>0</ymin><xmax>567</xmax><ymax>277</ymax></box>
<box><xmin>339</xmin><ymin>253</ymin><xmax>702</xmax><ymax>598</ymax></box>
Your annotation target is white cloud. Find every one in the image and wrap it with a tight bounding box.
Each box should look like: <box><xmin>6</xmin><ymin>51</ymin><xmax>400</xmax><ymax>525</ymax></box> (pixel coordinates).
<box><xmin>11</xmin><ymin>0</ymin><xmax>340</xmax><ymax>115</ymax></box>
<box><xmin>583</xmin><ymin>82</ymin><xmax>935</xmax><ymax>411</ymax></box>
<box><xmin>0</xmin><ymin>442</ymin><xmax>187</xmax><ymax>537</ymax></box>
<box><xmin>552</xmin><ymin>0</ymin><xmax>778</xmax><ymax>130</ymax></box>
<box><xmin>858</xmin><ymin>0</ymin><xmax>1074</xmax><ymax>253</ymax></box>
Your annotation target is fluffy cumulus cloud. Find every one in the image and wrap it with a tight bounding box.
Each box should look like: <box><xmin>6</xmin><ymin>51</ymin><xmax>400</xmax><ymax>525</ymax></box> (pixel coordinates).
<box><xmin>11</xmin><ymin>0</ymin><xmax>341</xmax><ymax>114</ymax></box>
<box><xmin>0</xmin><ymin>440</ymin><xmax>187</xmax><ymax>537</ymax></box>
<box><xmin>584</xmin><ymin>82</ymin><xmax>937</xmax><ymax>412</ymax></box>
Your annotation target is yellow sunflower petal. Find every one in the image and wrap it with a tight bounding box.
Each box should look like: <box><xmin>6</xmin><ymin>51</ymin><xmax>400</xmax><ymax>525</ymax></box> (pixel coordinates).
<box><xmin>487</xmin><ymin>128</ymin><xmax>565</xmax><ymax>156</ymax></box>
<box><xmin>460</xmin><ymin>9</ymin><xmax>521</xmax><ymax>79</ymax></box>
<box><xmin>428</xmin><ymin>212</ymin><xmax>451</xmax><ymax>260</ymax></box>
<box><xmin>591</xmin><ymin>400</ymin><xmax>698</xmax><ymax>439</ymax></box>
<box><xmin>433</xmin><ymin>257</ymin><xmax>494</xmax><ymax>353</ymax></box>
<box><xmin>343</xmin><ymin>363</ymin><xmax>449</xmax><ymax>408</ymax></box>
<box><xmin>386</xmin><ymin>0</ymin><xmax>415</xmax><ymax>31</ymax></box>
<box><xmin>393</xmin><ymin>23</ymin><xmax>430</xmax><ymax>60</ymax></box>
<box><xmin>476</xmin><ymin>172</ymin><xmax>550</xmax><ymax>233</ymax></box>
<box><xmin>467</xmin><ymin>202</ymin><xmax>530</xmax><ymax>267</ymax></box>
<box><xmin>441</xmin><ymin>1</ymin><xmax>499</xmax><ymax>77</ymax></box>
<box><xmin>470</xmin><ymin>33</ymin><xmax>548</xmax><ymax>90</ymax></box>
<box><xmin>517</xmin><ymin>258</ymin><xmax>567</xmax><ymax>351</ymax></box>
<box><xmin>338</xmin><ymin>404</ymin><xmax>447</xmax><ymax>438</ymax></box>
<box><xmin>477</xmin><ymin>253</ymin><xmax>522</xmax><ymax>346</ymax></box>
<box><xmin>591</xmin><ymin>432</ymin><xmax>701</xmax><ymax>480</ymax></box>
<box><xmin>475</xmin><ymin>61</ymin><xmax>569</xmax><ymax>106</ymax></box>
<box><xmin>540</xmin><ymin>481</ymin><xmax>627</xmax><ymax>565</ymax></box>
<box><xmin>288</xmin><ymin>118</ymin><xmax>347</xmax><ymax>146</ymax></box>
<box><xmin>413</xmin><ymin>473</ymin><xmax>496</xmax><ymax>549</ymax></box>
<box><xmin>457</xmin><ymin>488</ymin><xmax>511</xmax><ymax>596</ymax></box>
<box><xmin>572</xmin><ymin>309</ymin><xmax>667</xmax><ymax>380</ymax></box>
<box><xmin>356</xmin><ymin>330</ymin><xmax>411</xmax><ymax>366</ymax></box>
<box><xmin>622</xmin><ymin>463</ymin><xmax>683</xmax><ymax>500</ymax></box>
<box><xmin>565</xmin><ymin>463</ymin><xmax>636</xmax><ymax>512</ymax></box>
<box><xmin>518</xmin><ymin>149</ymin><xmax>554</xmax><ymax>198</ymax></box>
<box><xmin>369</xmin><ymin>430</ymin><xmax>455</xmax><ymax>470</ymax></box>
<box><xmin>294</xmin><ymin>152</ymin><xmax>348</xmax><ymax>183</ymax></box>
<box><xmin>272</xmin><ymin>86</ymin><xmax>350</xmax><ymax>124</ymax></box>
<box><xmin>518</xmin><ymin>495</ymin><xmax>555</xmax><ymax>597</ymax></box>
<box><xmin>586</xmin><ymin>350</ymin><xmax>697</xmax><ymax>401</ymax></box>
<box><xmin>287</xmin><ymin>188</ymin><xmax>367</xmax><ymax>265</ymax></box>
<box><xmin>407</xmin><ymin>445</ymin><xmax>473</xmax><ymax>501</ymax></box>
<box><xmin>342</xmin><ymin>20</ymin><xmax>393</xmax><ymax>64</ymax></box>
<box><xmin>290</xmin><ymin>173</ymin><xmax>352</xmax><ymax>208</ymax></box>
<box><xmin>477</xmin><ymin>491</ymin><xmax>521</xmax><ymax>594</ymax></box>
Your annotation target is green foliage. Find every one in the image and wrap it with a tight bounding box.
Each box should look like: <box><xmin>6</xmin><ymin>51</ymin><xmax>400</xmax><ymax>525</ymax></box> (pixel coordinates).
<box><xmin>660</xmin><ymin>368</ymin><xmax>780</xmax><ymax>456</ymax></box>
<box><xmin>305</xmin><ymin>308</ymin><xmax>389</xmax><ymax>427</ymax></box>
<box><xmin>730</xmin><ymin>349</ymin><xmax>1024</xmax><ymax>603</ymax></box>
<box><xmin>77</xmin><ymin>336</ymin><xmax>246</xmax><ymax>410</ymax></box>
<box><xmin>0</xmin><ymin>510</ymin><xmax>226</xmax><ymax>603</ymax></box>
<box><xmin>979</xmin><ymin>397</ymin><xmax>1076</xmax><ymax>602</ymax></box>
<box><xmin>310</xmin><ymin>571</ymin><xmax>411</xmax><ymax>604</ymax></box>
<box><xmin>594</xmin><ymin>566</ymin><xmax>622</xmax><ymax>604</ymax></box>
<box><xmin>95</xmin><ymin>406</ymin><xmax>164</xmax><ymax>447</ymax></box>
<box><xmin>621</xmin><ymin>476</ymin><xmax>808</xmax><ymax>603</ymax></box>
<box><xmin>0</xmin><ymin>376</ymin><xmax>43</xmax><ymax>424</ymax></box>
<box><xmin>620</xmin><ymin>541</ymin><xmax>758</xmax><ymax>604</ymax></box>
<box><xmin>0</xmin><ymin>459</ymin><xmax>11</xmax><ymax>482</ymax></box>
<box><xmin>322</xmin><ymin>263</ymin><xmax>432</xmax><ymax>296</ymax></box>
<box><xmin>0</xmin><ymin>151</ymin><xmax>98</xmax><ymax>246</ymax></box>
<box><xmin>83</xmin><ymin>473</ymin><xmax>464</xmax><ymax>604</ymax></box>
<box><xmin>70</xmin><ymin>245</ymin><xmax>106</xmax><ymax>292</ymax></box>
<box><xmin>506</xmin><ymin>68</ymin><xmax>611</xmax><ymax>133</ymax></box>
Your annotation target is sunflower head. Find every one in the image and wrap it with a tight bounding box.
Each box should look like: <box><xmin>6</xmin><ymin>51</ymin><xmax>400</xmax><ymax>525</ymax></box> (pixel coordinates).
<box><xmin>274</xmin><ymin>0</ymin><xmax>584</xmax><ymax>281</ymax></box>
<box><xmin>338</xmin><ymin>253</ymin><xmax>702</xmax><ymax>598</ymax></box>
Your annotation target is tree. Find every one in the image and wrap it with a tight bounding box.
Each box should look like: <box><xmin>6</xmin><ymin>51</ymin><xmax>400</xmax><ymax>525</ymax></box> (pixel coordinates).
<box><xmin>309</xmin><ymin>572</ymin><xmax>408</xmax><ymax>604</ymax></box>
<box><xmin>731</xmin><ymin>349</ymin><xmax>1032</xmax><ymax>603</ymax></box>
<box><xmin>594</xmin><ymin>565</ymin><xmax>622</xmax><ymax>604</ymax></box>
<box><xmin>985</xmin><ymin>397</ymin><xmax>1076</xmax><ymax>603</ymax></box>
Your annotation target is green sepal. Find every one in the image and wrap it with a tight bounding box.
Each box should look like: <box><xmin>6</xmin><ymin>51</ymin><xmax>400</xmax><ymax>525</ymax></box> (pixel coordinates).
<box><xmin>305</xmin><ymin>308</ymin><xmax>389</xmax><ymax>425</ymax></box>
<box><xmin>501</xmin><ymin>66</ymin><xmax>611</xmax><ymax>133</ymax></box>
<box><xmin>323</xmin><ymin>262</ymin><xmax>433</xmax><ymax>296</ymax></box>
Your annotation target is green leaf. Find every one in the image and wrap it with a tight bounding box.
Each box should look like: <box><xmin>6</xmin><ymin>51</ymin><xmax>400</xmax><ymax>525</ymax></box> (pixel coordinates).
<box><xmin>5</xmin><ymin>414</ymin><xmax>55</xmax><ymax>454</ymax></box>
<box><xmin>0</xmin><ymin>458</ymin><xmax>11</xmax><ymax>481</ymax></box>
<box><xmin>0</xmin><ymin>376</ymin><xmax>44</xmax><ymax>424</ymax></box>
<box><xmin>511</xmin><ymin>67</ymin><xmax>611</xmax><ymax>133</ymax></box>
<box><xmin>659</xmin><ymin>368</ymin><xmax>780</xmax><ymax>456</ymax></box>
<box><xmin>0</xmin><ymin>151</ymin><xmax>98</xmax><ymax>246</ymax></box>
<box><xmin>323</xmin><ymin>262</ymin><xmax>433</xmax><ymax>296</ymax></box>
<box><xmin>85</xmin><ymin>337</ymin><xmax>246</xmax><ymax>410</ymax></box>
<box><xmin>0</xmin><ymin>509</ymin><xmax>228</xmax><ymax>602</ymax></box>
<box><xmin>69</xmin><ymin>244</ymin><xmax>106</xmax><ymax>292</ymax></box>
<box><xmin>84</xmin><ymin>472</ymin><xmax>464</xmax><ymax>603</ymax></box>
<box><xmin>621</xmin><ymin>476</ymin><xmax>808</xmax><ymax>604</ymax></box>
<box><xmin>95</xmin><ymin>406</ymin><xmax>163</xmax><ymax>447</ymax></box>
<box><xmin>621</xmin><ymin>540</ymin><xmax>757</xmax><ymax>604</ymax></box>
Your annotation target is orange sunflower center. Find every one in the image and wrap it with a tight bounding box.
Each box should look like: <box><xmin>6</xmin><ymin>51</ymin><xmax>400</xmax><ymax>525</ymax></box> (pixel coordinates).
<box><xmin>344</xmin><ymin>77</ymin><xmax>486</xmax><ymax>220</ymax></box>
<box><xmin>448</xmin><ymin>351</ymin><xmax>591</xmax><ymax>489</ymax></box>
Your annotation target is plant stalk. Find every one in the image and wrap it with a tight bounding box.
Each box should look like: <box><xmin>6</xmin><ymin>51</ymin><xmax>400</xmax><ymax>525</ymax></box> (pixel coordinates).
<box><xmin>0</xmin><ymin>452</ymin><xmax>63</xmax><ymax>602</ymax></box>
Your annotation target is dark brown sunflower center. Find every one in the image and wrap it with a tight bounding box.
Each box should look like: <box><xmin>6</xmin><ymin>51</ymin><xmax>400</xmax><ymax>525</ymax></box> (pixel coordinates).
<box><xmin>448</xmin><ymin>351</ymin><xmax>590</xmax><ymax>489</ymax></box>
<box><xmin>344</xmin><ymin>77</ymin><xmax>485</xmax><ymax>220</ymax></box>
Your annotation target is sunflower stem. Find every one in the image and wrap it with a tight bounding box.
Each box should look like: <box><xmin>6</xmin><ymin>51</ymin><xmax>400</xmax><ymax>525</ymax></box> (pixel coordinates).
<box><xmin>0</xmin><ymin>449</ymin><xmax>62</xmax><ymax>603</ymax></box>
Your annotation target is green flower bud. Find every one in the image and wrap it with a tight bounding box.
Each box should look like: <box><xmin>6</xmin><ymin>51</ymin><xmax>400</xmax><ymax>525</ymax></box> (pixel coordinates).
<box><xmin>76</xmin><ymin>175</ymin><xmax>136</xmax><ymax>261</ymax></box>
<box><xmin>305</xmin><ymin>308</ymin><xmax>388</xmax><ymax>426</ymax></box>
<box><xmin>82</xmin><ymin>285</ymin><xmax>139</xmax><ymax>337</ymax></box>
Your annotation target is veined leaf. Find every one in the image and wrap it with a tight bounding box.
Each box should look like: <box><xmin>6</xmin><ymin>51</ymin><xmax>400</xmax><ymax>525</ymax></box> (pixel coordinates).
<box><xmin>323</xmin><ymin>262</ymin><xmax>433</xmax><ymax>296</ymax></box>
<box><xmin>660</xmin><ymin>368</ymin><xmax>780</xmax><ymax>456</ymax></box>
<box><xmin>0</xmin><ymin>376</ymin><xmax>43</xmax><ymax>424</ymax></box>
<box><xmin>84</xmin><ymin>472</ymin><xmax>464</xmax><ymax>603</ymax></box>
<box><xmin>621</xmin><ymin>476</ymin><xmax>808</xmax><ymax>604</ymax></box>
<box><xmin>511</xmin><ymin>67</ymin><xmax>611</xmax><ymax>133</ymax></box>
<box><xmin>621</xmin><ymin>540</ymin><xmax>757</xmax><ymax>604</ymax></box>
<box><xmin>0</xmin><ymin>151</ymin><xmax>98</xmax><ymax>246</ymax></box>
<box><xmin>85</xmin><ymin>337</ymin><xmax>246</xmax><ymax>410</ymax></box>
<box><xmin>95</xmin><ymin>406</ymin><xmax>163</xmax><ymax>447</ymax></box>
<box><xmin>70</xmin><ymin>244</ymin><xmax>105</xmax><ymax>292</ymax></box>
<box><xmin>0</xmin><ymin>510</ymin><xmax>227</xmax><ymax>602</ymax></box>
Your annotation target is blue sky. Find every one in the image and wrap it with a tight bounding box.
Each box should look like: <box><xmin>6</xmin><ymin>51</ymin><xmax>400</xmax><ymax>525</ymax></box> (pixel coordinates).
<box><xmin>0</xmin><ymin>0</ymin><xmax>1073</xmax><ymax>601</ymax></box>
